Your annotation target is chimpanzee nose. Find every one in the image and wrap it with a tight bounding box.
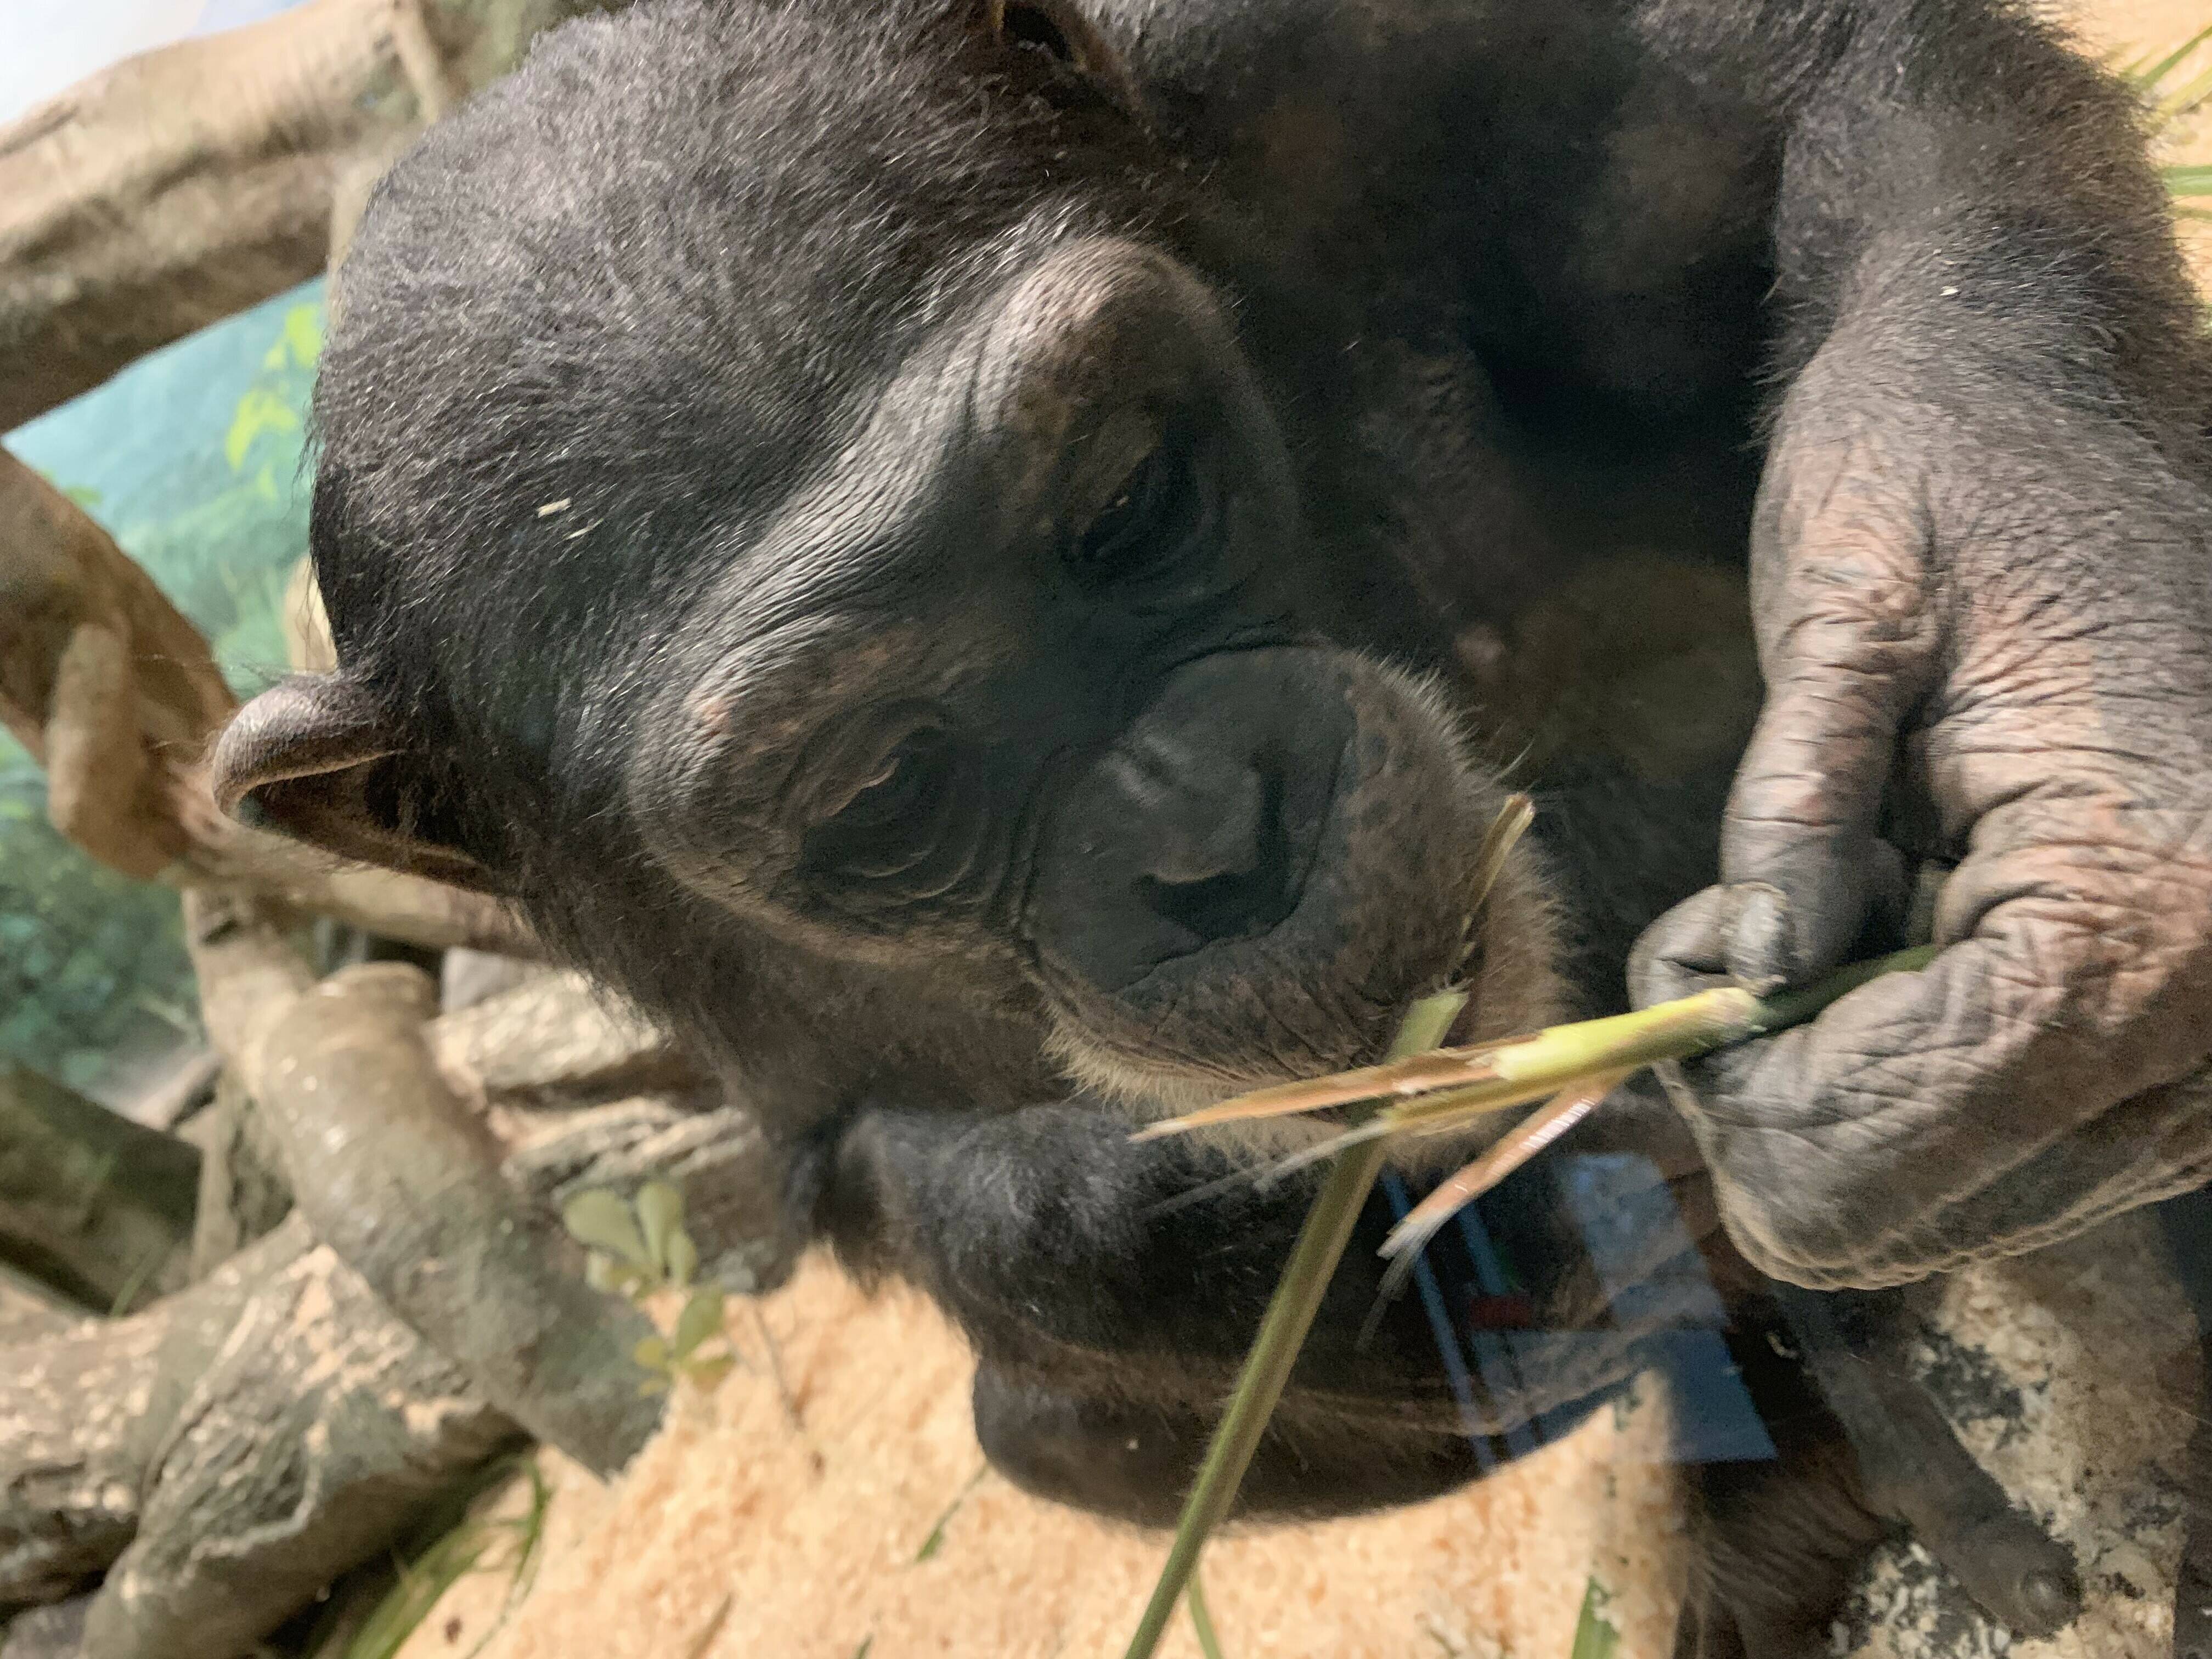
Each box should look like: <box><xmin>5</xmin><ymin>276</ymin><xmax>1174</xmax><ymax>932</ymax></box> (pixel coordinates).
<box><xmin>1104</xmin><ymin>732</ymin><xmax>1295</xmax><ymax>952</ymax></box>
<box><xmin>1101</xmin><ymin>731</ymin><xmax>1264</xmax><ymax>885</ymax></box>
<box><xmin>1029</xmin><ymin>653</ymin><xmax>1346</xmax><ymax>993</ymax></box>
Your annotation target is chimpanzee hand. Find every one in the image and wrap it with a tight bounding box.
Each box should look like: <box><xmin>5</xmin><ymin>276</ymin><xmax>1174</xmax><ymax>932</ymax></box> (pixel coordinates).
<box><xmin>1630</xmin><ymin>338</ymin><xmax>2212</xmax><ymax>1290</ymax></box>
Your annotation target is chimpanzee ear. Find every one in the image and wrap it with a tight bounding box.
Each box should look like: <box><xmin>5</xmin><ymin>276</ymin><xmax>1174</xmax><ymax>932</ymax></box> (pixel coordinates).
<box><xmin>975</xmin><ymin>0</ymin><xmax>1147</xmax><ymax>117</ymax></box>
<box><xmin>210</xmin><ymin>674</ymin><xmax>503</xmax><ymax>894</ymax></box>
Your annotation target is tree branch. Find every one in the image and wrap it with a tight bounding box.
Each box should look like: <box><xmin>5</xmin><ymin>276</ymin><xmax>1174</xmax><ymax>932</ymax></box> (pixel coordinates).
<box><xmin>0</xmin><ymin>0</ymin><xmax>628</xmax><ymax>431</ymax></box>
<box><xmin>0</xmin><ymin>449</ymin><xmax>535</xmax><ymax>956</ymax></box>
<box><xmin>0</xmin><ymin>1063</ymin><xmax>197</xmax><ymax>1314</ymax></box>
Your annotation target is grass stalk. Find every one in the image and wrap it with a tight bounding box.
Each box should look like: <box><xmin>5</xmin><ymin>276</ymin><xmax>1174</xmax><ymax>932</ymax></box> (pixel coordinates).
<box><xmin>1142</xmin><ymin>945</ymin><xmax>1937</xmax><ymax>1142</ymax></box>
<box><xmin>1186</xmin><ymin>1568</ymin><xmax>1227</xmax><ymax>1659</ymax></box>
<box><xmin>1122</xmin><ymin>942</ymin><xmax>1939</xmax><ymax>1659</ymax></box>
<box><xmin>1119</xmin><ymin>989</ymin><xmax>1468</xmax><ymax>1659</ymax></box>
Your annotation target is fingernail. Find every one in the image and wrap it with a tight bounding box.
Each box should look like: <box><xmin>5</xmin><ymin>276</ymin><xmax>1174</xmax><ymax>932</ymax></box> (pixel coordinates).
<box><xmin>1728</xmin><ymin>883</ymin><xmax>1795</xmax><ymax>984</ymax></box>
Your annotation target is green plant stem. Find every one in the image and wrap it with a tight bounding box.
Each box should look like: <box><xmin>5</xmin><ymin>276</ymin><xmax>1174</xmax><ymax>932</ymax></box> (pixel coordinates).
<box><xmin>1121</xmin><ymin>991</ymin><xmax>1464</xmax><ymax>1659</ymax></box>
<box><xmin>1746</xmin><ymin>944</ymin><xmax>1936</xmax><ymax>1034</ymax></box>
<box><xmin>1387</xmin><ymin>944</ymin><xmax>1937</xmax><ymax>1133</ymax></box>
<box><xmin>1187</xmin><ymin>1568</ymin><xmax>1227</xmax><ymax>1659</ymax></box>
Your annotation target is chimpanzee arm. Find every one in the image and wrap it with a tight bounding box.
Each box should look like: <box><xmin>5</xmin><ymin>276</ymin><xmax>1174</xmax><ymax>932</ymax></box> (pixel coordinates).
<box><xmin>1633</xmin><ymin>1</ymin><xmax>2212</xmax><ymax>1289</ymax></box>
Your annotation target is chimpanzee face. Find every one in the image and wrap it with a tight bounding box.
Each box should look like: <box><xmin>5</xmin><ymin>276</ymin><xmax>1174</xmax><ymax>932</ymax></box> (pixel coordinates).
<box><xmin>210</xmin><ymin>0</ymin><xmax>1567</xmax><ymax>1119</ymax></box>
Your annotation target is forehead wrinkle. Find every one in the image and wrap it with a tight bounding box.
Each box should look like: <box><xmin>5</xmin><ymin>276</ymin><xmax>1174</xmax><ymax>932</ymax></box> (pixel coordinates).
<box><xmin>689</xmin><ymin>291</ymin><xmax>1023</xmax><ymax>652</ymax></box>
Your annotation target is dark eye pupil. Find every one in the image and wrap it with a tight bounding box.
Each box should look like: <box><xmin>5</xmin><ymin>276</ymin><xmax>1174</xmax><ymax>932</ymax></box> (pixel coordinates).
<box><xmin>804</xmin><ymin>726</ymin><xmax>970</xmax><ymax>887</ymax></box>
<box><xmin>1070</xmin><ymin>426</ymin><xmax>1200</xmax><ymax>586</ymax></box>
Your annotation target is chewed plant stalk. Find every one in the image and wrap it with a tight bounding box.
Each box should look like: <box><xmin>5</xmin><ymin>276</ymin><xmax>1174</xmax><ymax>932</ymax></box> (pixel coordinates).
<box><xmin>1119</xmin><ymin>797</ymin><xmax>1542</xmax><ymax>1659</ymax></box>
<box><xmin>1373</xmin><ymin>1064</ymin><xmax>1633</xmax><ymax>1303</ymax></box>
<box><xmin>1135</xmin><ymin>944</ymin><xmax>1939</xmax><ymax>1143</ymax></box>
<box><xmin>1123</xmin><ymin>865</ymin><xmax>1939</xmax><ymax>1659</ymax></box>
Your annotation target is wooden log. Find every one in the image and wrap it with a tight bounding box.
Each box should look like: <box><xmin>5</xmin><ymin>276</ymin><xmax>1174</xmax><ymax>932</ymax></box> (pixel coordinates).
<box><xmin>428</xmin><ymin>969</ymin><xmax>696</xmax><ymax>1110</ymax></box>
<box><xmin>0</xmin><ymin>1217</ymin><xmax>517</xmax><ymax>1655</ymax></box>
<box><xmin>0</xmin><ymin>1267</ymin><xmax>77</xmax><ymax>1348</ymax></box>
<box><xmin>0</xmin><ymin>1082</ymin><xmax>793</xmax><ymax>1651</ymax></box>
<box><xmin>254</xmin><ymin>963</ymin><xmax>665</xmax><ymax>1477</ymax></box>
<box><xmin>0</xmin><ymin>1063</ymin><xmax>197</xmax><ymax>1314</ymax></box>
<box><xmin>77</xmin><ymin>1223</ymin><xmax>517</xmax><ymax>1659</ymax></box>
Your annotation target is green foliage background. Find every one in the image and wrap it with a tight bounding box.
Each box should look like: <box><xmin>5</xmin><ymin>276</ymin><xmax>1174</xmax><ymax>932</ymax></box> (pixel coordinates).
<box><xmin>1</xmin><ymin>283</ymin><xmax>325</xmax><ymax>1096</ymax></box>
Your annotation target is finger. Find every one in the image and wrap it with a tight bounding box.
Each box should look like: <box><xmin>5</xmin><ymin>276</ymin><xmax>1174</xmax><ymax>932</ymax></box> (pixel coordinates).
<box><xmin>1628</xmin><ymin>851</ymin><xmax>1908</xmax><ymax>1028</ymax></box>
<box><xmin>1629</xmin><ymin>883</ymin><xmax>1786</xmax><ymax>1004</ymax></box>
<box><xmin>1662</xmin><ymin>860</ymin><xmax>2212</xmax><ymax>1288</ymax></box>
<box><xmin>1721</xmin><ymin>456</ymin><xmax>1942</xmax><ymax>980</ymax></box>
<box><xmin>1627</xmin><ymin>884</ymin><xmax>1774</xmax><ymax>1141</ymax></box>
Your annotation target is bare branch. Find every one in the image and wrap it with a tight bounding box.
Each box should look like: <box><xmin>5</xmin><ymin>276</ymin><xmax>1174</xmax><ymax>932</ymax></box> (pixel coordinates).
<box><xmin>0</xmin><ymin>0</ymin><xmax>624</xmax><ymax>430</ymax></box>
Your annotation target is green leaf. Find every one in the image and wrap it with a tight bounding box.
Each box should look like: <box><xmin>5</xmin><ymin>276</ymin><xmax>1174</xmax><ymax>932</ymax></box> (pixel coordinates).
<box><xmin>562</xmin><ymin>1190</ymin><xmax>651</xmax><ymax>1267</ymax></box>
<box><xmin>2128</xmin><ymin>20</ymin><xmax>2212</xmax><ymax>93</ymax></box>
<box><xmin>2161</xmin><ymin>59</ymin><xmax>2212</xmax><ymax>120</ymax></box>
<box><xmin>223</xmin><ymin>386</ymin><xmax>301</xmax><ymax>471</ymax></box>
<box><xmin>2165</xmin><ymin>163</ymin><xmax>2212</xmax><ymax>196</ymax></box>
<box><xmin>637</xmin><ymin>1181</ymin><xmax>684</xmax><ymax>1276</ymax></box>
<box><xmin>638</xmin><ymin>1375</ymin><xmax>670</xmax><ymax>1397</ymax></box>
<box><xmin>665</xmin><ymin>1227</ymin><xmax>700</xmax><ymax>1290</ymax></box>
<box><xmin>913</xmin><ymin>1465</ymin><xmax>988</xmax><ymax>1562</ymax></box>
<box><xmin>632</xmin><ymin>1334</ymin><xmax>670</xmax><ymax>1371</ymax></box>
<box><xmin>1569</xmin><ymin>1577</ymin><xmax>1619</xmax><ymax>1659</ymax></box>
<box><xmin>283</xmin><ymin>302</ymin><xmax>325</xmax><ymax>368</ymax></box>
<box><xmin>683</xmin><ymin>1355</ymin><xmax>736</xmax><ymax>1393</ymax></box>
<box><xmin>673</xmin><ymin>1285</ymin><xmax>725</xmax><ymax>1359</ymax></box>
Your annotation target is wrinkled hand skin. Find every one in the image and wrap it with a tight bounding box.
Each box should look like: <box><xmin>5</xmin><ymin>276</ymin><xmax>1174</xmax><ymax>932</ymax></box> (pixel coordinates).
<box><xmin>1632</xmin><ymin>330</ymin><xmax>2212</xmax><ymax>1290</ymax></box>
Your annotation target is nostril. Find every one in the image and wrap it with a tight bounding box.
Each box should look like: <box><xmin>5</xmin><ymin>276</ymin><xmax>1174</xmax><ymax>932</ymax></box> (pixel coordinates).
<box><xmin>1130</xmin><ymin>759</ymin><xmax>1263</xmax><ymax>885</ymax></box>
<box><xmin>1136</xmin><ymin>767</ymin><xmax>1299</xmax><ymax>945</ymax></box>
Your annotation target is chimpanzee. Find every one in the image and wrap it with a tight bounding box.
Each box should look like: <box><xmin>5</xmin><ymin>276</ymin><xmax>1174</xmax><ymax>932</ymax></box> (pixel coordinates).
<box><xmin>210</xmin><ymin>0</ymin><xmax>2212</xmax><ymax>1649</ymax></box>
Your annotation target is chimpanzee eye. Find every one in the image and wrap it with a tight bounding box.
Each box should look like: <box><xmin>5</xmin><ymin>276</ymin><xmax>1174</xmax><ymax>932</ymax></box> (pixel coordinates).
<box><xmin>836</xmin><ymin>733</ymin><xmax>944</xmax><ymax>828</ymax></box>
<box><xmin>804</xmin><ymin>727</ymin><xmax>966</xmax><ymax>883</ymax></box>
<box><xmin>1067</xmin><ymin>419</ymin><xmax>1207</xmax><ymax>591</ymax></box>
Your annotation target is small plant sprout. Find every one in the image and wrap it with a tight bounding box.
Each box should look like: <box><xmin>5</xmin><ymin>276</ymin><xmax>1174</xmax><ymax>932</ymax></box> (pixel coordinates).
<box><xmin>560</xmin><ymin>1181</ymin><xmax>735</xmax><ymax>1396</ymax></box>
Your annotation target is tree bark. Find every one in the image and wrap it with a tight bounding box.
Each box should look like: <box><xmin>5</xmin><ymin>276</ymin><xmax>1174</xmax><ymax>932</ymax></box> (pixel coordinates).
<box><xmin>253</xmin><ymin>962</ymin><xmax>666</xmax><ymax>1478</ymax></box>
<box><xmin>428</xmin><ymin>968</ymin><xmax>694</xmax><ymax>1110</ymax></box>
<box><xmin>0</xmin><ymin>1064</ymin><xmax>197</xmax><ymax>1314</ymax></box>
<box><xmin>0</xmin><ymin>1217</ymin><xmax>521</xmax><ymax>1656</ymax></box>
<box><xmin>0</xmin><ymin>1028</ymin><xmax>792</xmax><ymax>1654</ymax></box>
<box><xmin>0</xmin><ymin>0</ymin><xmax>628</xmax><ymax>432</ymax></box>
<box><xmin>0</xmin><ymin>1268</ymin><xmax>77</xmax><ymax>1348</ymax></box>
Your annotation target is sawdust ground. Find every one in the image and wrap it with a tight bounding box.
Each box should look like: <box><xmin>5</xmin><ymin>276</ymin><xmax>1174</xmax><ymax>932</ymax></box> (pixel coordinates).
<box><xmin>396</xmin><ymin>1259</ymin><xmax>1684</xmax><ymax>1659</ymax></box>
<box><xmin>393</xmin><ymin>9</ymin><xmax>2211</xmax><ymax>1657</ymax></box>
